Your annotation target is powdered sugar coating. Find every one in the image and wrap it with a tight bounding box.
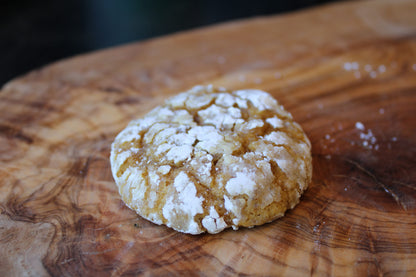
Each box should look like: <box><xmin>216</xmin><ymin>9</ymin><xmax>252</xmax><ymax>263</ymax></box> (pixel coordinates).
<box><xmin>110</xmin><ymin>85</ymin><xmax>312</xmax><ymax>234</ymax></box>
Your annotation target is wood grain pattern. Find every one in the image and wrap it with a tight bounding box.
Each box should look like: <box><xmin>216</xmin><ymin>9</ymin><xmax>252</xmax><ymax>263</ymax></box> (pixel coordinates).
<box><xmin>1</xmin><ymin>0</ymin><xmax>416</xmax><ymax>275</ymax></box>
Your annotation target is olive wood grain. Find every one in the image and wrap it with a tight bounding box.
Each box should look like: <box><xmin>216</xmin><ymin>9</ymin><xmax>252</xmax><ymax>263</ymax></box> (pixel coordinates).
<box><xmin>1</xmin><ymin>0</ymin><xmax>416</xmax><ymax>276</ymax></box>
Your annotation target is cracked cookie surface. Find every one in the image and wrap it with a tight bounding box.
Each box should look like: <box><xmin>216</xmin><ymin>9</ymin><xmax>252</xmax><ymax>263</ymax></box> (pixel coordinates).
<box><xmin>110</xmin><ymin>85</ymin><xmax>312</xmax><ymax>234</ymax></box>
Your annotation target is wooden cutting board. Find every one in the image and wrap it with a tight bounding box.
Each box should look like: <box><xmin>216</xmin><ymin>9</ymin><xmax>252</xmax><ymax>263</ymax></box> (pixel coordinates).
<box><xmin>1</xmin><ymin>0</ymin><xmax>416</xmax><ymax>276</ymax></box>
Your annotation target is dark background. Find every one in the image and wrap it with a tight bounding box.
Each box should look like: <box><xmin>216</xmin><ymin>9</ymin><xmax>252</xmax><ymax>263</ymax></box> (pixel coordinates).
<box><xmin>1</xmin><ymin>0</ymin><xmax>343</xmax><ymax>86</ymax></box>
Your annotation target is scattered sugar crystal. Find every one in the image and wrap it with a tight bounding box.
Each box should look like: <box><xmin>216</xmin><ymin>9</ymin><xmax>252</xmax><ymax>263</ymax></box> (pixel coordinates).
<box><xmin>412</xmin><ymin>64</ymin><xmax>416</xmax><ymax>71</ymax></box>
<box><xmin>354</xmin><ymin>71</ymin><xmax>361</xmax><ymax>79</ymax></box>
<box><xmin>355</xmin><ymin>122</ymin><xmax>365</xmax><ymax>130</ymax></box>
<box><xmin>360</xmin><ymin>129</ymin><xmax>374</xmax><ymax>140</ymax></box>
<box><xmin>370</xmin><ymin>71</ymin><xmax>377</xmax><ymax>78</ymax></box>
<box><xmin>344</xmin><ymin>62</ymin><xmax>352</xmax><ymax>71</ymax></box>
<box><xmin>378</xmin><ymin>65</ymin><xmax>386</xmax><ymax>73</ymax></box>
<box><xmin>379</xmin><ymin>108</ymin><xmax>385</xmax><ymax>114</ymax></box>
<box><xmin>325</xmin><ymin>134</ymin><xmax>331</xmax><ymax>140</ymax></box>
<box><xmin>392</xmin><ymin>137</ymin><xmax>397</xmax><ymax>142</ymax></box>
<box><xmin>356</xmin><ymin>123</ymin><xmax>378</xmax><ymax>150</ymax></box>
<box><xmin>351</xmin><ymin>62</ymin><xmax>359</xmax><ymax>70</ymax></box>
<box><xmin>345</xmin><ymin>62</ymin><xmax>359</xmax><ymax>71</ymax></box>
<box><xmin>344</xmin><ymin>62</ymin><xmax>360</xmax><ymax>71</ymax></box>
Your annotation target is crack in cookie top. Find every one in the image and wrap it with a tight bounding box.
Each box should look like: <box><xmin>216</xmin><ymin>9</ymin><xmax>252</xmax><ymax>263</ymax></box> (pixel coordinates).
<box><xmin>110</xmin><ymin>85</ymin><xmax>312</xmax><ymax>234</ymax></box>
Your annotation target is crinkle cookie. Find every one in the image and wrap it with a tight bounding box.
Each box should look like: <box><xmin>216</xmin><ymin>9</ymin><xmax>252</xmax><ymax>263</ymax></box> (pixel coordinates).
<box><xmin>110</xmin><ymin>85</ymin><xmax>312</xmax><ymax>234</ymax></box>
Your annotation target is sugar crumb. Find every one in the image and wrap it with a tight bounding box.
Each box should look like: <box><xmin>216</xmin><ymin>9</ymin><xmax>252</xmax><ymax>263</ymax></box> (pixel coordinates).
<box><xmin>355</xmin><ymin>122</ymin><xmax>365</xmax><ymax>130</ymax></box>
<box><xmin>351</xmin><ymin>62</ymin><xmax>359</xmax><ymax>70</ymax></box>
<box><xmin>344</xmin><ymin>62</ymin><xmax>352</xmax><ymax>71</ymax></box>
<box><xmin>344</xmin><ymin>62</ymin><xmax>359</xmax><ymax>71</ymax></box>
<box><xmin>356</xmin><ymin>123</ymin><xmax>378</xmax><ymax>150</ymax></box>
<box><xmin>378</xmin><ymin>65</ymin><xmax>386</xmax><ymax>73</ymax></box>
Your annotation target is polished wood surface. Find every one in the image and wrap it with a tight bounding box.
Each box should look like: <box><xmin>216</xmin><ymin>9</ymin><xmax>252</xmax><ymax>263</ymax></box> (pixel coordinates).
<box><xmin>1</xmin><ymin>0</ymin><xmax>416</xmax><ymax>275</ymax></box>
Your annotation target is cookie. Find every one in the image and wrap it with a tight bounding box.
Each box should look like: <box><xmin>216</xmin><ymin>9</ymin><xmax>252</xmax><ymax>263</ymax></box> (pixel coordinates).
<box><xmin>110</xmin><ymin>85</ymin><xmax>312</xmax><ymax>234</ymax></box>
